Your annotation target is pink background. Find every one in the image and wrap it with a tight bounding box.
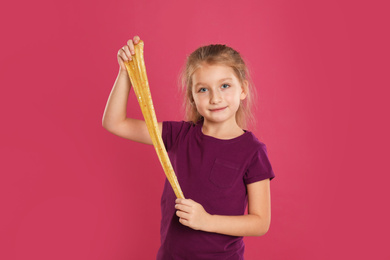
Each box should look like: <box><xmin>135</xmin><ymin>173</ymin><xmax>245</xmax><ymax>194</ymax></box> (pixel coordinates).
<box><xmin>1</xmin><ymin>0</ymin><xmax>389</xmax><ymax>259</ymax></box>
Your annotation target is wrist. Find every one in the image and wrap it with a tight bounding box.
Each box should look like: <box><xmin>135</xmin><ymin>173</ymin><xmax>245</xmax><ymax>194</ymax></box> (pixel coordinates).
<box><xmin>118</xmin><ymin>69</ymin><xmax>128</xmax><ymax>77</ymax></box>
<box><xmin>203</xmin><ymin>213</ymin><xmax>215</xmax><ymax>233</ymax></box>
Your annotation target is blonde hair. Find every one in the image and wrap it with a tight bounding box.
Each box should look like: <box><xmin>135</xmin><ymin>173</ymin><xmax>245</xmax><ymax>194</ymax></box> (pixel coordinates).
<box><xmin>179</xmin><ymin>44</ymin><xmax>257</xmax><ymax>130</ymax></box>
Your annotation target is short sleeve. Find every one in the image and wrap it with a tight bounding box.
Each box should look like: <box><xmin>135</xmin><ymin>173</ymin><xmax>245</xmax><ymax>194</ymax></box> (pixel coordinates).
<box><xmin>162</xmin><ymin>121</ymin><xmax>188</xmax><ymax>152</ymax></box>
<box><xmin>244</xmin><ymin>144</ymin><xmax>275</xmax><ymax>185</ymax></box>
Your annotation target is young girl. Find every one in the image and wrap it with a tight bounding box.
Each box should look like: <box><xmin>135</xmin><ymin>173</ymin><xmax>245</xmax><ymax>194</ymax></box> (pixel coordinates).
<box><xmin>102</xmin><ymin>35</ymin><xmax>275</xmax><ymax>259</ymax></box>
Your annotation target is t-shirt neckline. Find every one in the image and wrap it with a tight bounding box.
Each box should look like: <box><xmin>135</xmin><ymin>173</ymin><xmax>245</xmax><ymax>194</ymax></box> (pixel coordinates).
<box><xmin>195</xmin><ymin>120</ymin><xmax>249</xmax><ymax>143</ymax></box>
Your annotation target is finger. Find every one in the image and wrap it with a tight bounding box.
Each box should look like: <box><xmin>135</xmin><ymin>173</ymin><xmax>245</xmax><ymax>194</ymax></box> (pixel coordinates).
<box><xmin>176</xmin><ymin>198</ymin><xmax>189</xmax><ymax>204</ymax></box>
<box><xmin>127</xmin><ymin>39</ymin><xmax>136</xmax><ymax>55</ymax></box>
<box><xmin>134</xmin><ymin>35</ymin><xmax>140</xmax><ymax>44</ymax></box>
<box><xmin>178</xmin><ymin>218</ymin><xmax>189</xmax><ymax>226</ymax></box>
<box><xmin>175</xmin><ymin>204</ymin><xmax>192</xmax><ymax>213</ymax></box>
<box><xmin>122</xmin><ymin>45</ymin><xmax>132</xmax><ymax>60</ymax></box>
<box><xmin>176</xmin><ymin>210</ymin><xmax>189</xmax><ymax>220</ymax></box>
<box><xmin>117</xmin><ymin>49</ymin><xmax>129</xmax><ymax>62</ymax></box>
<box><xmin>178</xmin><ymin>199</ymin><xmax>194</xmax><ymax>206</ymax></box>
<box><xmin>175</xmin><ymin>199</ymin><xmax>194</xmax><ymax>209</ymax></box>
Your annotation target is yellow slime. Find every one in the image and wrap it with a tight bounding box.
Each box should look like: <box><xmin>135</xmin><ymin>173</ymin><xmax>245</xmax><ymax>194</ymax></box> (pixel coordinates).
<box><xmin>124</xmin><ymin>40</ymin><xmax>184</xmax><ymax>199</ymax></box>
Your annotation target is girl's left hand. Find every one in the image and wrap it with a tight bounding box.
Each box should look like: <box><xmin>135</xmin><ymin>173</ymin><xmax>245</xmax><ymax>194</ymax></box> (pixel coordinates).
<box><xmin>175</xmin><ymin>199</ymin><xmax>211</xmax><ymax>231</ymax></box>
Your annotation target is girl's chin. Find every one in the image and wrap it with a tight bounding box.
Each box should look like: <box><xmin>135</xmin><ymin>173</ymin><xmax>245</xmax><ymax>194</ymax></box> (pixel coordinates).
<box><xmin>203</xmin><ymin>116</ymin><xmax>235</xmax><ymax>125</ymax></box>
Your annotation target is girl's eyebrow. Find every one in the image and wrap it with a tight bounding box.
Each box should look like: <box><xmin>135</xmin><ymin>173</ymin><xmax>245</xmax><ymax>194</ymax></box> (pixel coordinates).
<box><xmin>194</xmin><ymin>78</ymin><xmax>233</xmax><ymax>88</ymax></box>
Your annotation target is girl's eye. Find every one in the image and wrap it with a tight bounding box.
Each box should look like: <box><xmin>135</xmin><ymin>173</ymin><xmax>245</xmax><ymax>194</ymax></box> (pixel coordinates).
<box><xmin>221</xmin><ymin>84</ymin><xmax>230</xmax><ymax>89</ymax></box>
<box><xmin>199</xmin><ymin>88</ymin><xmax>208</xmax><ymax>92</ymax></box>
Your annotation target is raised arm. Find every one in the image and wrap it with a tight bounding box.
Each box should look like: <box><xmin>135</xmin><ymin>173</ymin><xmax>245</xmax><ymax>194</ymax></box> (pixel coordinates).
<box><xmin>102</xmin><ymin>36</ymin><xmax>162</xmax><ymax>145</ymax></box>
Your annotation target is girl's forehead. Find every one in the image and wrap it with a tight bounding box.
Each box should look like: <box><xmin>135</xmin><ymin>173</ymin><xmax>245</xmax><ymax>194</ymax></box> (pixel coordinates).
<box><xmin>192</xmin><ymin>64</ymin><xmax>238</xmax><ymax>83</ymax></box>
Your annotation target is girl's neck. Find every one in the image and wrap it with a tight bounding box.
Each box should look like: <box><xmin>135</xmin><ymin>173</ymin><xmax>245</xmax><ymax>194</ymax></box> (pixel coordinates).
<box><xmin>201</xmin><ymin>119</ymin><xmax>245</xmax><ymax>140</ymax></box>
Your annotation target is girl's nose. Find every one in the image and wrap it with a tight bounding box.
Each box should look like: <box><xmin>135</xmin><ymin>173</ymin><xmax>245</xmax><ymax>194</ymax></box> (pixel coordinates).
<box><xmin>210</xmin><ymin>92</ymin><xmax>222</xmax><ymax>104</ymax></box>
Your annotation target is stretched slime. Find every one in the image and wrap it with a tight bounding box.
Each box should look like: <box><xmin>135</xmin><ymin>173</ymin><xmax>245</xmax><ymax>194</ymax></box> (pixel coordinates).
<box><xmin>124</xmin><ymin>40</ymin><xmax>184</xmax><ymax>199</ymax></box>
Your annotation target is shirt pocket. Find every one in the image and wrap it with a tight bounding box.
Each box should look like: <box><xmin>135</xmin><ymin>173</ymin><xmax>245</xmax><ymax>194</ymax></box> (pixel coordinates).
<box><xmin>209</xmin><ymin>158</ymin><xmax>241</xmax><ymax>188</ymax></box>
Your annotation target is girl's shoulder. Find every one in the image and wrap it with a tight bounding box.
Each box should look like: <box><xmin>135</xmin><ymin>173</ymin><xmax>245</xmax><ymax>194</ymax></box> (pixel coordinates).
<box><xmin>242</xmin><ymin>130</ymin><xmax>267</xmax><ymax>148</ymax></box>
<box><xmin>162</xmin><ymin>120</ymin><xmax>197</xmax><ymax>142</ymax></box>
<box><xmin>162</xmin><ymin>120</ymin><xmax>196</xmax><ymax>132</ymax></box>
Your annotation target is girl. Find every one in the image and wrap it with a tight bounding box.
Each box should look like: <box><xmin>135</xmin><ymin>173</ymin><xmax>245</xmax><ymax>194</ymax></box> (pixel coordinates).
<box><xmin>102</xmin><ymin>35</ymin><xmax>275</xmax><ymax>259</ymax></box>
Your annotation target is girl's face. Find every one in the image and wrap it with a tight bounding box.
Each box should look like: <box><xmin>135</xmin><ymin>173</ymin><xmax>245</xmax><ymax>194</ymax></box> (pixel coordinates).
<box><xmin>191</xmin><ymin>64</ymin><xmax>247</xmax><ymax>126</ymax></box>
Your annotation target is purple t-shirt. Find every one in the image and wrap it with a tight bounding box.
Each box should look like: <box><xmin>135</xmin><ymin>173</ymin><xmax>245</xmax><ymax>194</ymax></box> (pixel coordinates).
<box><xmin>157</xmin><ymin>120</ymin><xmax>275</xmax><ymax>260</ymax></box>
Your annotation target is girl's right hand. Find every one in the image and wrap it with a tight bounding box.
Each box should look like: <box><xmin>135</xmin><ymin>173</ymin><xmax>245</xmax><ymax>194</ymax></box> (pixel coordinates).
<box><xmin>117</xmin><ymin>35</ymin><xmax>141</xmax><ymax>72</ymax></box>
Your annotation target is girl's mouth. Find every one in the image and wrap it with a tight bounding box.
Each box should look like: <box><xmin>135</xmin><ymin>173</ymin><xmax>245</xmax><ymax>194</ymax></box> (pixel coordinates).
<box><xmin>210</xmin><ymin>107</ymin><xmax>227</xmax><ymax>112</ymax></box>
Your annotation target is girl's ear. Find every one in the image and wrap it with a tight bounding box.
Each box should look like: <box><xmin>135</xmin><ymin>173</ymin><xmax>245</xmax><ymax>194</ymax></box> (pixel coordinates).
<box><xmin>240</xmin><ymin>80</ymin><xmax>248</xmax><ymax>100</ymax></box>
